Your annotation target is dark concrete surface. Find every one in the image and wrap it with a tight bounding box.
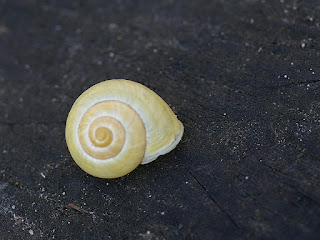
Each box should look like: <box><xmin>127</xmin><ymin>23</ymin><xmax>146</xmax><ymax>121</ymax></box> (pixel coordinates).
<box><xmin>1</xmin><ymin>0</ymin><xmax>320</xmax><ymax>239</ymax></box>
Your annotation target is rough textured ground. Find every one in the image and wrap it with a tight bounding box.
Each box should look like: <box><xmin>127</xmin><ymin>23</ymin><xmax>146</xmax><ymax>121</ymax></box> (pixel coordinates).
<box><xmin>0</xmin><ymin>0</ymin><xmax>320</xmax><ymax>239</ymax></box>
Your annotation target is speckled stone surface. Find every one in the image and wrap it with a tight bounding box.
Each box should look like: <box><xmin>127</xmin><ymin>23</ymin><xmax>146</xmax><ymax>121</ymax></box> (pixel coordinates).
<box><xmin>0</xmin><ymin>0</ymin><xmax>319</xmax><ymax>239</ymax></box>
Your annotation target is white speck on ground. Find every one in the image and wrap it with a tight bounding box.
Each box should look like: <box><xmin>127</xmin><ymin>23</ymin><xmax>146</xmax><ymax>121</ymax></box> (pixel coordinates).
<box><xmin>0</xmin><ymin>25</ymin><xmax>8</xmax><ymax>34</ymax></box>
<box><xmin>0</xmin><ymin>182</ymin><xmax>8</xmax><ymax>191</ymax></box>
<box><xmin>55</xmin><ymin>25</ymin><xmax>62</xmax><ymax>31</ymax></box>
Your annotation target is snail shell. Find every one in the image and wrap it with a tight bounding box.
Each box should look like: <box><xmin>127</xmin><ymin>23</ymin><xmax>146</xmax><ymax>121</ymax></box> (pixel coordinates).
<box><xmin>65</xmin><ymin>79</ymin><xmax>184</xmax><ymax>178</ymax></box>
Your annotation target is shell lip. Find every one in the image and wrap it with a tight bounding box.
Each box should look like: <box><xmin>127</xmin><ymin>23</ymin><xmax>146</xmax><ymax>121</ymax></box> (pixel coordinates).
<box><xmin>141</xmin><ymin>120</ymin><xmax>184</xmax><ymax>165</ymax></box>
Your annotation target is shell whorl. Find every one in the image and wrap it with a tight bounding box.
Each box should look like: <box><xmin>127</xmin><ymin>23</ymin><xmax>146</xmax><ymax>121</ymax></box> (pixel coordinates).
<box><xmin>66</xmin><ymin>79</ymin><xmax>184</xmax><ymax>179</ymax></box>
<box><xmin>79</xmin><ymin>100</ymin><xmax>145</xmax><ymax>160</ymax></box>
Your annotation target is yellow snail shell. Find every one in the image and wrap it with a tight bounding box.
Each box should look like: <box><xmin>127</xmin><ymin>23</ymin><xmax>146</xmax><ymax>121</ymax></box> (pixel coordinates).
<box><xmin>65</xmin><ymin>79</ymin><xmax>184</xmax><ymax>179</ymax></box>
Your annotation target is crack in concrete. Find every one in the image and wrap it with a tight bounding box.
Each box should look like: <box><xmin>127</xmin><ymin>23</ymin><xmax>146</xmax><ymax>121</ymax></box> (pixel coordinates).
<box><xmin>260</xmin><ymin>162</ymin><xmax>320</xmax><ymax>206</ymax></box>
<box><xmin>184</xmin><ymin>166</ymin><xmax>240</xmax><ymax>230</ymax></box>
<box><xmin>282</xmin><ymin>181</ymin><xmax>320</xmax><ymax>207</ymax></box>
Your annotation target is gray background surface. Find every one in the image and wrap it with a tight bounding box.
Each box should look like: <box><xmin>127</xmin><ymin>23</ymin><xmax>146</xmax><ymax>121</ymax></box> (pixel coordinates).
<box><xmin>0</xmin><ymin>0</ymin><xmax>319</xmax><ymax>239</ymax></box>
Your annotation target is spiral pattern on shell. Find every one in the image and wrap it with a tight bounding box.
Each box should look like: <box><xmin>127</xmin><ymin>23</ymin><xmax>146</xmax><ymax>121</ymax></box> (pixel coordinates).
<box><xmin>66</xmin><ymin>79</ymin><xmax>184</xmax><ymax>178</ymax></box>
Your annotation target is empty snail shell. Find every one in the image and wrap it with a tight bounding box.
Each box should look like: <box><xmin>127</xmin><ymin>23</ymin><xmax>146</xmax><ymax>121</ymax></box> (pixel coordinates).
<box><xmin>65</xmin><ymin>79</ymin><xmax>184</xmax><ymax>179</ymax></box>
